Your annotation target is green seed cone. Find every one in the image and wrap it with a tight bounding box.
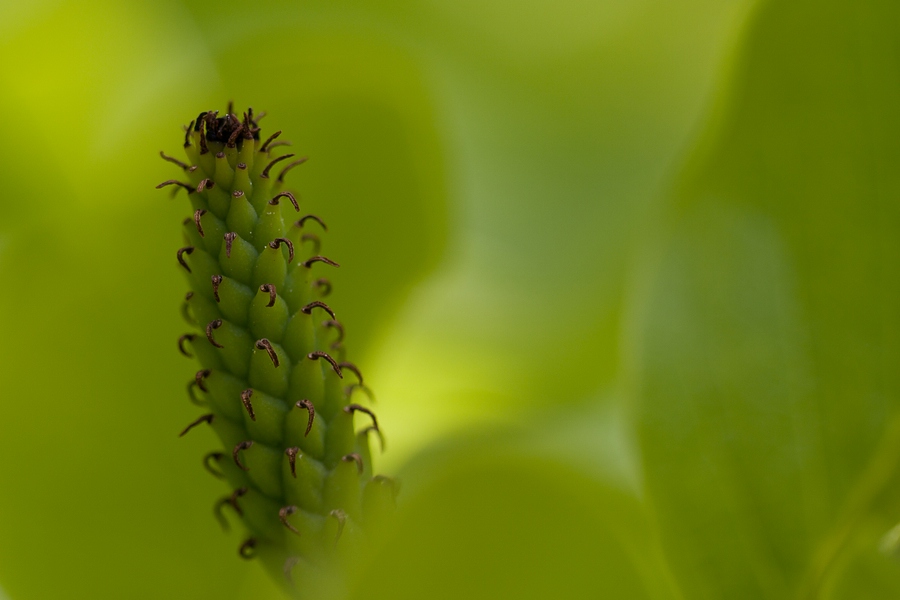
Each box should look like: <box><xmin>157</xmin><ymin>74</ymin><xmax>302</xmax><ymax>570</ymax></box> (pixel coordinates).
<box><xmin>159</xmin><ymin>108</ymin><xmax>395</xmax><ymax>597</ymax></box>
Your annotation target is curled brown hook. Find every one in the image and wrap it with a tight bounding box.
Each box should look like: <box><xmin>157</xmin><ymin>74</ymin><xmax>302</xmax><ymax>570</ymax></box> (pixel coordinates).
<box><xmin>206</xmin><ymin>320</ymin><xmax>224</xmax><ymax>348</ymax></box>
<box><xmin>267</xmin><ymin>141</ymin><xmax>291</xmax><ymax>152</ymax></box>
<box><xmin>178</xmin><ymin>333</ymin><xmax>195</xmax><ymax>357</ymax></box>
<box><xmin>226</xmin><ymin>121</ymin><xmax>244</xmax><ymax>148</ymax></box>
<box><xmin>179</xmin><ymin>413</ymin><xmax>214</xmax><ymax>437</ymax></box>
<box><xmin>229</xmin><ymin>487</ymin><xmax>248</xmax><ymax>516</ymax></box>
<box><xmin>313</xmin><ymin>278</ymin><xmax>332</xmax><ymax>297</ymax></box>
<box><xmin>284</xmin><ymin>557</ymin><xmax>301</xmax><ymax>584</ymax></box>
<box><xmin>233</xmin><ymin>441</ymin><xmax>253</xmax><ymax>471</ymax></box>
<box><xmin>295</xmin><ymin>399</ymin><xmax>315</xmax><ymax>437</ymax></box>
<box><xmin>372</xmin><ymin>474</ymin><xmax>399</xmax><ymax>497</ymax></box>
<box><xmin>344</xmin><ymin>404</ymin><xmax>378</xmax><ymax>431</ymax></box>
<box><xmin>184</xmin><ymin>121</ymin><xmax>194</xmax><ymax>147</ymax></box>
<box><xmin>160</xmin><ymin>151</ymin><xmax>189</xmax><ymax>170</ymax></box>
<box><xmin>224</xmin><ymin>232</ymin><xmax>236</xmax><ymax>258</ymax></box>
<box><xmin>213</xmin><ymin>498</ymin><xmax>232</xmax><ymax>532</ymax></box>
<box><xmin>269</xmin><ymin>237</ymin><xmax>294</xmax><ymax>263</ymax></box>
<box><xmin>302</xmin><ymin>255</ymin><xmax>339</xmax><ymax>269</ymax></box>
<box><xmin>341</xmin><ymin>453</ymin><xmax>364</xmax><ymax>474</ymax></box>
<box><xmin>279</xmin><ymin>506</ymin><xmax>301</xmax><ymax>536</ymax></box>
<box><xmin>308</xmin><ymin>351</ymin><xmax>342</xmax><ymax>378</ymax></box>
<box><xmin>239</xmin><ymin>538</ymin><xmax>257</xmax><ymax>560</ymax></box>
<box><xmin>323</xmin><ymin>320</ymin><xmax>344</xmax><ymax>348</ymax></box>
<box><xmin>194</xmin><ymin>369</ymin><xmax>211</xmax><ymax>392</ymax></box>
<box><xmin>346</xmin><ymin>383</ymin><xmax>376</xmax><ymax>403</ymax></box>
<box><xmin>176</xmin><ymin>247</ymin><xmax>194</xmax><ymax>272</ymax></box>
<box><xmin>270</xmin><ymin>191</ymin><xmax>299</xmax><ymax>212</ymax></box>
<box><xmin>256</xmin><ymin>339</ymin><xmax>280</xmax><ymax>367</ymax></box>
<box><xmin>285</xmin><ymin>447</ymin><xmax>300</xmax><ymax>478</ymax></box>
<box><xmin>181</xmin><ymin>291</ymin><xmax>195</xmax><ymax>325</ymax></box>
<box><xmin>296</xmin><ymin>214</ymin><xmax>327</xmax><ymax>231</ymax></box>
<box><xmin>203</xmin><ymin>451</ymin><xmax>225</xmax><ymax>478</ymax></box>
<box><xmin>259</xmin><ymin>284</ymin><xmax>277</xmax><ymax>307</ymax></box>
<box><xmin>301</xmin><ymin>300</ymin><xmax>336</xmax><ymax>320</ymax></box>
<box><xmin>240</xmin><ymin>388</ymin><xmax>256</xmax><ymax>421</ymax></box>
<box><xmin>329</xmin><ymin>509</ymin><xmax>347</xmax><ymax>545</ymax></box>
<box><xmin>196</xmin><ymin>178</ymin><xmax>214</xmax><ymax>193</ymax></box>
<box><xmin>258</xmin><ymin>130</ymin><xmax>281</xmax><ymax>153</ymax></box>
<box><xmin>300</xmin><ymin>233</ymin><xmax>321</xmax><ymax>255</ymax></box>
<box><xmin>193</xmin><ymin>209</ymin><xmax>207</xmax><ymax>237</ymax></box>
<box><xmin>211</xmin><ymin>274</ymin><xmax>222</xmax><ymax>302</ymax></box>
<box><xmin>261</xmin><ymin>153</ymin><xmax>295</xmax><ymax>179</ymax></box>
<box><xmin>186</xmin><ymin>379</ymin><xmax>205</xmax><ymax>405</ymax></box>
<box><xmin>156</xmin><ymin>180</ymin><xmax>195</xmax><ymax>194</ymax></box>
<box><xmin>338</xmin><ymin>362</ymin><xmax>364</xmax><ymax>386</ymax></box>
<box><xmin>361</xmin><ymin>425</ymin><xmax>386</xmax><ymax>453</ymax></box>
<box><xmin>277</xmin><ymin>157</ymin><xmax>308</xmax><ymax>183</ymax></box>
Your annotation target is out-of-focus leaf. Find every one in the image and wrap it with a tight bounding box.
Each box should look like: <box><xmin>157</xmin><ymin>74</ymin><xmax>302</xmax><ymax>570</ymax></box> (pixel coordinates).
<box><xmin>344</xmin><ymin>420</ymin><xmax>678</xmax><ymax>600</ymax></box>
<box><xmin>361</xmin><ymin>0</ymin><xmax>753</xmax><ymax>467</ymax></box>
<box><xmin>629</xmin><ymin>0</ymin><xmax>900</xmax><ymax>597</ymax></box>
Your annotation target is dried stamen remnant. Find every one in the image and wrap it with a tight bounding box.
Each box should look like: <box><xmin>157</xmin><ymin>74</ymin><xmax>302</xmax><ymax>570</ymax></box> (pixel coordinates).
<box><xmin>270</xmin><ymin>192</ymin><xmax>299</xmax><ymax>212</ymax></box>
<box><xmin>277</xmin><ymin>157</ymin><xmax>308</xmax><ymax>183</ymax></box>
<box><xmin>261</xmin><ymin>153</ymin><xmax>296</xmax><ymax>179</ymax></box>
<box><xmin>295</xmin><ymin>399</ymin><xmax>315</xmax><ymax>436</ymax></box>
<box><xmin>338</xmin><ymin>362</ymin><xmax>364</xmax><ymax>385</ymax></box>
<box><xmin>178</xmin><ymin>334</ymin><xmax>196</xmax><ymax>357</ymax></box>
<box><xmin>193</xmin><ymin>210</ymin><xmax>207</xmax><ymax>237</ymax></box>
<box><xmin>157</xmin><ymin>180</ymin><xmax>195</xmax><ymax>193</ymax></box>
<box><xmin>206</xmin><ymin>320</ymin><xmax>224</xmax><ymax>348</ymax></box>
<box><xmin>279</xmin><ymin>506</ymin><xmax>301</xmax><ymax>535</ymax></box>
<box><xmin>224</xmin><ymin>232</ymin><xmax>236</xmax><ymax>258</ymax></box>
<box><xmin>239</xmin><ymin>538</ymin><xmax>257</xmax><ymax>559</ymax></box>
<box><xmin>260</xmin><ymin>284</ymin><xmax>277</xmax><ymax>307</ymax></box>
<box><xmin>233</xmin><ymin>441</ymin><xmax>253</xmax><ymax>471</ymax></box>
<box><xmin>176</xmin><ymin>247</ymin><xmax>194</xmax><ymax>272</ymax></box>
<box><xmin>345</xmin><ymin>404</ymin><xmax>378</xmax><ymax>430</ymax></box>
<box><xmin>203</xmin><ymin>452</ymin><xmax>225</xmax><ymax>478</ymax></box>
<box><xmin>241</xmin><ymin>389</ymin><xmax>256</xmax><ymax>421</ymax></box>
<box><xmin>179</xmin><ymin>413</ymin><xmax>214</xmax><ymax>437</ymax></box>
<box><xmin>256</xmin><ymin>339</ymin><xmax>280</xmax><ymax>367</ymax></box>
<box><xmin>194</xmin><ymin>369</ymin><xmax>210</xmax><ymax>392</ymax></box>
<box><xmin>323</xmin><ymin>320</ymin><xmax>344</xmax><ymax>347</ymax></box>
<box><xmin>308</xmin><ymin>351</ymin><xmax>342</xmax><ymax>377</ymax></box>
<box><xmin>211</xmin><ymin>275</ymin><xmax>223</xmax><ymax>302</ymax></box>
<box><xmin>270</xmin><ymin>238</ymin><xmax>294</xmax><ymax>263</ymax></box>
<box><xmin>301</xmin><ymin>301</ymin><xmax>336</xmax><ymax>320</ymax></box>
<box><xmin>313</xmin><ymin>278</ymin><xmax>332</xmax><ymax>297</ymax></box>
<box><xmin>342</xmin><ymin>453</ymin><xmax>363</xmax><ymax>474</ymax></box>
<box><xmin>302</xmin><ymin>255</ymin><xmax>339</xmax><ymax>269</ymax></box>
<box><xmin>285</xmin><ymin>447</ymin><xmax>300</xmax><ymax>478</ymax></box>
<box><xmin>296</xmin><ymin>214</ymin><xmax>327</xmax><ymax>231</ymax></box>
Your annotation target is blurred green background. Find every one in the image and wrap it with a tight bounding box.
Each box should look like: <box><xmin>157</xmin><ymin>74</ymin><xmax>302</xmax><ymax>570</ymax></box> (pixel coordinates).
<box><xmin>2</xmin><ymin>0</ymin><xmax>899</xmax><ymax>598</ymax></box>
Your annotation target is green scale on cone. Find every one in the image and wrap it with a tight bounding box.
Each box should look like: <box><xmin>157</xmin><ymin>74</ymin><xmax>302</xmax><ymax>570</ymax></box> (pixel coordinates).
<box><xmin>158</xmin><ymin>107</ymin><xmax>395</xmax><ymax>594</ymax></box>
